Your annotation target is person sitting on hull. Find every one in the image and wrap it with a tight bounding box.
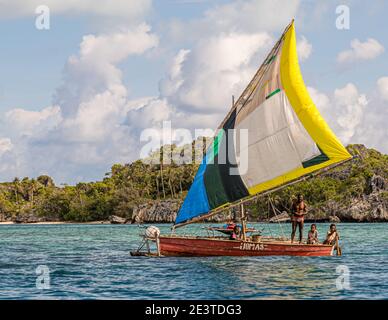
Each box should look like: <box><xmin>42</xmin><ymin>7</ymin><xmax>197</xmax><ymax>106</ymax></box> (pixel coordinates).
<box><xmin>225</xmin><ymin>219</ymin><xmax>236</xmax><ymax>230</ymax></box>
<box><xmin>307</xmin><ymin>224</ymin><xmax>319</xmax><ymax>244</ymax></box>
<box><xmin>230</xmin><ymin>225</ymin><xmax>241</xmax><ymax>240</ymax></box>
<box><xmin>323</xmin><ymin>224</ymin><xmax>341</xmax><ymax>255</ymax></box>
<box><xmin>291</xmin><ymin>194</ymin><xmax>307</xmax><ymax>244</ymax></box>
<box><xmin>323</xmin><ymin>224</ymin><xmax>340</xmax><ymax>245</ymax></box>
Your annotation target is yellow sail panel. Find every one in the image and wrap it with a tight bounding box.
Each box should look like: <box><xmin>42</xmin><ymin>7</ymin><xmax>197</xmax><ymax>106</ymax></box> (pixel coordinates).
<box><xmin>280</xmin><ymin>22</ymin><xmax>351</xmax><ymax>161</ymax></box>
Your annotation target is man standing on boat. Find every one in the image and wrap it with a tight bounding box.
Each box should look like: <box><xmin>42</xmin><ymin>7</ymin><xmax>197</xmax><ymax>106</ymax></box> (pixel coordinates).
<box><xmin>291</xmin><ymin>194</ymin><xmax>307</xmax><ymax>244</ymax></box>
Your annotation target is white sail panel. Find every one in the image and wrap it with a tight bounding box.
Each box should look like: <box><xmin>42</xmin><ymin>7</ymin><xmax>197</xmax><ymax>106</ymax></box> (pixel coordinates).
<box><xmin>235</xmin><ymin>91</ymin><xmax>320</xmax><ymax>188</ymax></box>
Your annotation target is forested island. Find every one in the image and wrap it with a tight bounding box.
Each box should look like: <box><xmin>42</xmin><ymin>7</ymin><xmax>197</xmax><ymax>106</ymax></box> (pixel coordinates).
<box><xmin>0</xmin><ymin>143</ymin><xmax>387</xmax><ymax>224</ymax></box>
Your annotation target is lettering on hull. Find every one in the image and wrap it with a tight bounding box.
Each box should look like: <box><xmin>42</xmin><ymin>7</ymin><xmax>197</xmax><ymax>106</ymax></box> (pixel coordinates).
<box><xmin>239</xmin><ymin>242</ymin><xmax>265</xmax><ymax>251</ymax></box>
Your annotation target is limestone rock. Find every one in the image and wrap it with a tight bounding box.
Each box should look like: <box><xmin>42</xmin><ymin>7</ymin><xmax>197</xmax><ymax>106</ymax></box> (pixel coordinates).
<box><xmin>13</xmin><ymin>214</ymin><xmax>46</xmax><ymax>224</ymax></box>
<box><xmin>131</xmin><ymin>200</ymin><xmax>180</xmax><ymax>223</ymax></box>
<box><xmin>329</xmin><ymin>215</ymin><xmax>341</xmax><ymax>223</ymax></box>
<box><xmin>269</xmin><ymin>211</ymin><xmax>290</xmax><ymax>223</ymax></box>
<box><xmin>110</xmin><ymin>215</ymin><xmax>127</xmax><ymax>224</ymax></box>
<box><xmin>370</xmin><ymin>174</ymin><xmax>386</xmax><ymax>193</ymax></box>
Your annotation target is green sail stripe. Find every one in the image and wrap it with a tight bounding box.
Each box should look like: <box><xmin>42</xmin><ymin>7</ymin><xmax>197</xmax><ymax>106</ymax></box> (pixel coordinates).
<box><xmin>206</xmin><ymin>130</ymin><xmax>224</xmax><ymax>164</ymax></box>
<box><xmin>265</xmin><ymin>55</ymin><xmax>276</xmax><ymax>65</ymax></box>
<box><xmin>265</xmin><ymin>88</ymin><xmax>281</xmax><ymax>100</ymax></box>
<box><xmin>302</xmin><ymin>146</ymin><xmax>330</xmax><ymax>168</ymax></box>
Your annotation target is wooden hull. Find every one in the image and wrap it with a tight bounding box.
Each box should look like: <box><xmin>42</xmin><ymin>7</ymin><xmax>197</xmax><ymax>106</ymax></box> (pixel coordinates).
<box><xmin>159</xmin><ymin>236</ymin><xmax>334</xmax><ymax>257</ymax></box>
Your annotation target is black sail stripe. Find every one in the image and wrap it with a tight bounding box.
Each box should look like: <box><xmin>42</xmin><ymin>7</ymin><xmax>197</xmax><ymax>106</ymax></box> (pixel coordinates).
<box><xmin>204</xmin><ymin>109</ymin><xmax>249</xmax><ymax>209</ymax></box>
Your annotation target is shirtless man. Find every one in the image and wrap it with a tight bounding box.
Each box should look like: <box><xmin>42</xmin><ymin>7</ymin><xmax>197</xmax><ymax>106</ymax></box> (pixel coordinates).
<box><xmin>291</xmin><ymin>194</ymin><xmax>307</xmax><ymax>244</ymax></box>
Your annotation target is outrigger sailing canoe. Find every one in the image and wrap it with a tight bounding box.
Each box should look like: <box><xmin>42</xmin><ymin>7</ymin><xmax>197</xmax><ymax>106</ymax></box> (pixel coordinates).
<box><xmin>131</xmin><ymin>21</ymin><xmax>352</xmax><ymax>257</ymax></box>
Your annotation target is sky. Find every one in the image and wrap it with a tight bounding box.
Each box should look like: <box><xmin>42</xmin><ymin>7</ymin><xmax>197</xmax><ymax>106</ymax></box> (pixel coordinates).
<box><xmin>0</xmin><ymin>0</ymin><xmax>387</xmax><ymax>184</ymax></box>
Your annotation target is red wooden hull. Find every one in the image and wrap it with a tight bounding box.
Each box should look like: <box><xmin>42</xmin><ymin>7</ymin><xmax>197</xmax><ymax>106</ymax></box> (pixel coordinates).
<box><xmin>159</xmin><ymin>236</ymin><xmax>334</xmax><ymax>257</ymax></box>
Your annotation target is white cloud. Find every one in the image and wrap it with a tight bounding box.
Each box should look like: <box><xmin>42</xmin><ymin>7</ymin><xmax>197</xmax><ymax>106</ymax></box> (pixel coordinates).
<box><xmin>0</xmin><ymin>138</ymin><xmax>15</xmax><ymax>175</ymax></box>
<box><xmin>0</xmin><ymin>0</ymin><xmax>152</xmax><ymax>20</ymax></box>
<box><xmin>5</xmin><ymin>106</ymin><xmax>62</xmax><ymax>136</ymax></box>
<box><xmin>0</xmin><ymin>138</ymin><xmax>12</xmax><ymax>155</ymax></box>
<box><xmin>126</xmin><ymin>98</ymin><xmax>172</xmax><ymax>131</ymax></box>
<box><xmin>55</xmin><ymin>24</ymin><xmax>158</xmax><ymax>147</ymax></box>
<box><xmin>78</xmin><ymin>25</ymin><xmax>158</xmax><ymax>63</ymax></box>
<box><xmin>308</xmin><ymin>86</ymin><xmax>330</xmax><ymax>112</ymax></box>
<box><xmin>201</xmin><ymin>0</ymin><xmax>299</xmax><ymax>34</ymax></box>
<box><xmin>53</xmin><ymin>24</ymin><xmax>158</xmax><ymax>143</ymax></box>
<box><xmin>337</xmin><ymin>38</ymin><xmax>385</xmax><ymax>64</ymax></box>
<box><xmin>334</xmin><ymin>83</ymin><xmax>368</xmax><ymax>144</ymax></box>
<box><xmin>55</xmin><ymin>24</ymin><xmax>158</xmax><ymax>117</ymax></box>
<box><xmin>161</xmin><ymin>32</ymin><xmax>273</xmax><ymax>114</ymax></box>
<box><xmin>167</xmin><ymin>0</ymin><xmax>299</xmax><ymax>44</ymax></box>
<box><xmin>0</xmin><ymin>24</ymin><xmax>158</xmax><ymax>183</ymax></box>
<box><xmin>308</xmin><ymin>84</ymin><xmax>388</xmax><ymax>154</ymax></box>
<box><xmin>353</xmin><ymin>109</ymin><xmax>388</xmax><ymax>154</ymax></box>
<box><xmin>311</xmin><ymin>84</ymin><xmax>368</xmax><ymax>147</ymax></box>
<box><xmin>377</xmin><ymin>77</ymin><xmax>388</xmax><ymax>101</ymax></box>
<box><xmin>297</xmin><ymin>36</ymin><xmax>312</xmax><ymax>61</ymax></box>
<box><xmin>159</xmin><ymin>49</ymin><xmax>190</xmax><ymax>97</ymax></box>
<box><xmin>349</xmin><ymin>78</ymin><xmax>388</xmax><ymax>153</ymax></box>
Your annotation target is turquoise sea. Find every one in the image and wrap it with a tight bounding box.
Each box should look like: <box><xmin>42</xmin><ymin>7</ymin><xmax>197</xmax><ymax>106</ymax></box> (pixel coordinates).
<box><xmin>0</xmin><ymin>223</ymin><xmax>387</xmax><ymax>300</ymax></box>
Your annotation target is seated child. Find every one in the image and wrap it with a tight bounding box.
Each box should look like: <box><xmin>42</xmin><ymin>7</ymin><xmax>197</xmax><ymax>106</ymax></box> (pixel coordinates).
<box><xmin>307</xmin><ymin>224</ymin><xmax>319</xmax><ymax>244</ymax></box>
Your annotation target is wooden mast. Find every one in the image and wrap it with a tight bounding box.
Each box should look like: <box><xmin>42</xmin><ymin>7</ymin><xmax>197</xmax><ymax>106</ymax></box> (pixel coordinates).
<box><xmin>233</xmin><ymin>94</ymin><xmax>247</xmax><ymax>241</ymax></box>
<box><xmin>240</xmin><ymin>202</ymin><xmax>247</xmax><ymax>241</ymax></box>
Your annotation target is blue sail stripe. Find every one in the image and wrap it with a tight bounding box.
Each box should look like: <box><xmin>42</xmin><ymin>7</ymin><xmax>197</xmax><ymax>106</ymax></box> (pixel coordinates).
<box><xmin>175</xmin><ymin>157</ymin><xmax>210</xmax><ymax>224</ymax></box>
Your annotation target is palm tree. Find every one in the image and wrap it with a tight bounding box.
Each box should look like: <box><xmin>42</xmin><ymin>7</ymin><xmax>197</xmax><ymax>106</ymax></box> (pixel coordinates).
<box><xmin>12</xmin><ymin>177</ymin><xmax>20</xmax><ymax>204</ymax></box>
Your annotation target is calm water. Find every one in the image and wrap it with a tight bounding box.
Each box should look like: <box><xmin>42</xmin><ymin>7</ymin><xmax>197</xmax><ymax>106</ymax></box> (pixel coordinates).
<box><xmin>0</xmin><ymin>223</ymin><xmax>387</xmax><ymax>300</ymax></box>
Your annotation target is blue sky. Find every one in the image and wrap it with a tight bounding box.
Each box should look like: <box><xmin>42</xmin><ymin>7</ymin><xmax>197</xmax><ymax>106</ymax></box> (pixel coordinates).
<box><xmin>0</xmin><ymin>0</ymin><xmax>387</xmax><ymax>184</ymax></box>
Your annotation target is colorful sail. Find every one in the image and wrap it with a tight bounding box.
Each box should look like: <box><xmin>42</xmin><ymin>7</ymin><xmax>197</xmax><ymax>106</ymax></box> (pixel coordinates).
<box><xmin>175</xmin><ymin>21</ymin><xmax>352</xmax><ymax>226</ymax></box>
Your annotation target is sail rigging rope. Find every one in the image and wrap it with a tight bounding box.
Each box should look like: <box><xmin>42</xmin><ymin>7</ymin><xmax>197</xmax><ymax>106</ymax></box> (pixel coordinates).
<box><xmin>266</xmin><ymin>199</ymin><xmax>274</xmax><ymax>238</ymax></box>
<box><xmin>268</xmin><ymin>196</ymin><xmax>286</xmax><ymax>239</ymax></box>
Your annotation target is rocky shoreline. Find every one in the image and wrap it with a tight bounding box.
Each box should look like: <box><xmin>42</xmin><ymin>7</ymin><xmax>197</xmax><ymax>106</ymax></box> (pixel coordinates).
<box><xmin>1</xmin><ymin>191</ymin><xmax>387</xmax><ymax>225</ymax></box>
<box><xmin>1</xmin><ymin>173</ymin><xmax>387</xmax><ymax>225</ymax></box>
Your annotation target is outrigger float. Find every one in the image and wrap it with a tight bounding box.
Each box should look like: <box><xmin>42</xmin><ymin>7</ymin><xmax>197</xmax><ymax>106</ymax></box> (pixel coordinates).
<box><xmin>131</xmin><ymin>20</ymin><xmax>350</xmax><ymax>258</ymax></box>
